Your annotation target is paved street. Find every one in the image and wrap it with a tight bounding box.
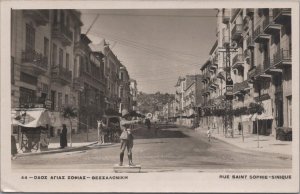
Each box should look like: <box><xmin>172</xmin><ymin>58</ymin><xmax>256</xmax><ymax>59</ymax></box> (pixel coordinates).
<box><xmin>12</xmin><ymin>126</ymin><xmax>292</xmax><ymax>173</ymax></box>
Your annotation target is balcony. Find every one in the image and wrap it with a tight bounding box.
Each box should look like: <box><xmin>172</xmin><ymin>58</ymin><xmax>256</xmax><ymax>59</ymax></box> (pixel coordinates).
<box><xmin>21</xmin><ymin>49</ymin><xmax>48</xmax><ymax>75</ymax></box>
<box><xmin>222</xmin><ymin>9</ymin><xmax>230</xmax><ymax>24</ymax></box>
<box><xmin>208</xmin><ymin>79</ymin><xmax>218</xmax><ymax>90</ymax></box>
<box><xmin>233</xmin><ymin>80</ymin><xmax>250</xmax><ymax>94</ymax></box>
<box><xmin>222</xmin><ymin>35</ymin><xmax>230</xmax><ymax>47</ymax></box>
<box><xmin>52</xmin><ymin>23</ymin><xmax>73</xmax><ymax>46</ymax></box>
<box><xmin>232</xmin><ymin>24</ymin><xmax>243</xmax><ymax>41</ymax></box>
<box><xmin>273</xmin><ymin>9</ymin><xmax>291</xmax><ymax>24</ymax></box>
<box><xmin>51</xmin><ymin>66</ymin><xmax>72</xmax><ymax>85</ymax></box>
<box><xmin>262</xmin><ymin>17</ymin><xmax>281</xmax><ymax>34</ymax></box>
<box><xmin>246</xmin><ymin>8</ymin><xmax>254</xmax><ymax>16</ymax></box>
<box><xmin>273</xmin><ymin>48</ymin><xmax>292</xmax><ymax>68</ymax></box>
<box><xmin>23</xmin><ymin>10</ymin><xmax>49</xmax><ymax>26</ymax></box>
<box><xmin>246</xmin><ymin>36</ymin><xmax>255</xmax><ymax>49</ymax></box>
<box><xmin>264</xmin><ymin>56</ymin><xmax>282</xmax><ymax>75</ymax></box>
<box><xmin>248</xmin><ymin>65</ymin><xmax>270</xmax><ymax>80</ymax></box>
<box><xmin>232</xmin><ymin>54</ymin><xmax>244</xmax><ymax>69</ymax></box>
<box><xmin>244</xmin><ymin>49</ymin><xmax>250</xmax><ymax>60</ymax></box>
<box><xmin>73</xmin><ymin>78</ymin><xmax>84</xmax><ymax>91</ymax></box>
<box><xmin>253</xmin><ymin>25</ymin><xmax>270</xmax><ymax>43</ymax></box>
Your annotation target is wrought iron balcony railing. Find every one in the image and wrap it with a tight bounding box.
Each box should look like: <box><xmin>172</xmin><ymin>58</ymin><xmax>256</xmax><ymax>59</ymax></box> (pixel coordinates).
<box><xmin>273</xmin><ymin>48</ymin><xmax>292</xmax><ymax>67</ymax></box>
<box><xmin>21</xmin><ymin>49</ymin><xmax>48</xmax><ymax>70</ymax></box>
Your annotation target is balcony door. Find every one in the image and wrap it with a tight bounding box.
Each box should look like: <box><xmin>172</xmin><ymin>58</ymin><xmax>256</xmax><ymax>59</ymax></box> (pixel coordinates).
<box><xmin>25</xmin><ymin>24</ymin><xmax>35</xmax><ymax>51</ymax></box>
<box><xmin>263</xmin><ymin>43</ymin><xmax>269</xmax><ymax>69</ymax></box>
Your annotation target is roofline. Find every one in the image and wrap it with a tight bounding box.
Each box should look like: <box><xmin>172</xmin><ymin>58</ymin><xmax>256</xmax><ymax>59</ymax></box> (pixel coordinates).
<box><xmin>209</xmin><ymin>40</ymin><xmax>218</xmax><ymax>55</ymax></box>
<box><xmin>200</xmin><ymin>60</ymin><xmax>211</xmax><ymax>71</ymax></box>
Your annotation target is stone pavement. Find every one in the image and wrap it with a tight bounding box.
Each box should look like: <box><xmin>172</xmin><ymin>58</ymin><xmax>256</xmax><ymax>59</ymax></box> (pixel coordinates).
<box><xmin>195</xmin><ymin>127</ymin><xmax>292</xmax><ymax>156</ymax></box>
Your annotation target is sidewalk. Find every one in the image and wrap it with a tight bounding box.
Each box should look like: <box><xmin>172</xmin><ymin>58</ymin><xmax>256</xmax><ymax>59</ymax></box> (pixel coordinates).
<box><xmin>195</xmin><ymin>127</ymin><xmax>292</xmax><ymax>157</ymax></box>
<box><xmin>15</xmin><ymin>125</ymin><xmax>144</xmax><ymax>157</ymax></box>
<box><xmin>16</xmin><ymin>141</ymin><xmax>99</xmax><ymax>157</ymax></box>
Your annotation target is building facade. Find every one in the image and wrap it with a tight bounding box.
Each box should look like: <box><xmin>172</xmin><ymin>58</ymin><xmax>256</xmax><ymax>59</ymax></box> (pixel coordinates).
<box><xmin>11</xmin><ymin>10</ymin><xmax>83</xmax><ymax>136</ymax></box>
<box><xmin>119</xmin><ymin>66</ymin><xmax>132</xmax><ymax>114</ymax></box>
<box><xmin>129</xmin><ymin>79</ymin><xmax>138</xmax><ymax>111</ymax></box>
<box><xmin>198</xmin><ymin>8</ymin><xmax>292</xmax><ymax>139</ymax></box>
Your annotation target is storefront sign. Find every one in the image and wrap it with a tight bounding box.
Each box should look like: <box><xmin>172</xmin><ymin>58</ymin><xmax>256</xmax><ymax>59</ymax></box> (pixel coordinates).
<box><xmin>226</xmin><ymin>77</ymin><xmax>234</xmax><ymax>100</ymax></box>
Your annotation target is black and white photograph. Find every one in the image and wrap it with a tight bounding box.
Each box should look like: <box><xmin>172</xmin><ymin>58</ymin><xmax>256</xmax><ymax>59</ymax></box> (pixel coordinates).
<box><xmin>1</xmin><ymin>0</ymin><xmax>299</xmax><ymax>193</ymax></box>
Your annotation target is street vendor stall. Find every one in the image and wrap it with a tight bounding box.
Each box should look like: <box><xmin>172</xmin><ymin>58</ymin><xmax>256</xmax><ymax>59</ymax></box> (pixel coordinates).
<box><xmin>11</xmin><ymin>108</ymin><xmax>51</xmax><ymax>153</ymax></box>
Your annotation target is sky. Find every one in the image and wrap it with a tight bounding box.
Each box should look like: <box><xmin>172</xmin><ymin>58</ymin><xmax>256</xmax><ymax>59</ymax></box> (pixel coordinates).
<box><xmin>80</xmin><ymin>9</ymin><xmax>218</xmax><ymax>94</ymax></box>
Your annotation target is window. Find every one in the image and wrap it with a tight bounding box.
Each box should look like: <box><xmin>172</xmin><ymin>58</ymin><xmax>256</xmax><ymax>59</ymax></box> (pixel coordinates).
<box><xmin>53</xmin><ymin>10</ymin><xmax>58</xmax><ymax>24</ymax></box>
<box><xmin>59</xmin><ymin>48</ymin><xmax>63</xmax><ymax>67</ymax></box>
<box><xmin>44</xmin><ymin>37</ymin><xmax>49</xmax><ymax>65</ymax></box>
<box><xmin>120</xmin><ymin>72</ymin><xmax>124</xmax><ymax>81</ymax></box>
<box><xmin>58</xmin><ymin>92</ymin><xmax>62</xmax><ymax>110</ymax></box>
<box><xmin>19</xmin><ymin>87</ymin><xmax>36</xmax><ymax>105</ymax></box>
<box><xmin>52</xmin><ymin>44</ymin><xmax>57</xmax><ymax>66</ymax></box>
<box><xmin>20</xmin><ymin>72</ymin><xmax>37</xmax><ymax>85</ymax></box>
<box><xmin>51</xmin><ymin>91</ymin><xmax>56</xmax><ymax>111</ymax></box>
<box><xmin>65</xmin><ymin>94</ymin><xmax>69</xmax><ymax>105</ymax></box>
<box><xmin>60</xmin><ymin>10</ymin><xmax>65</xmax><ymax>26</ymax></box>
<box><xmin>25</xmin><ymin>24</ymin><xmax>35</xmax><ymax>51</ymax></box>
<box><xmin>287</xmin><ymin>96</ymin><xmax>292</xmax><ymax>127</ymax></box>
<box><xmin>66</xmin><ymin>53</ymin><xmax>70</xmax><ymax>70</ymax></box>
<box><xmin>120</xmin><ymin>87</ymin><xmax>124</xmax><ymax>98</ymax></box>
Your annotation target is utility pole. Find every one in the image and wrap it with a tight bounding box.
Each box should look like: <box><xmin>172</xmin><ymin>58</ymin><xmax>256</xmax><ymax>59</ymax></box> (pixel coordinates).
<box><xmin>218</xmin><ymin>42</ymin><xmax>237</xmax><ymax>137</ymax></box>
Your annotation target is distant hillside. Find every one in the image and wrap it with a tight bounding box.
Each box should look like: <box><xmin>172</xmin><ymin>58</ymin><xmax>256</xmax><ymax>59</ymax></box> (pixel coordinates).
<box><xmin>137</xmin><ymin>92</ymin><xmax>175</xmax><ymax>114</ymax></box>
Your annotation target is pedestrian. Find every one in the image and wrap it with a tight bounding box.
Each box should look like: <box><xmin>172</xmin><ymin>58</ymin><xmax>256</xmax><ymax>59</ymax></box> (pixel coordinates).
<box><xmin>97</xmin><ymin>120</ymin><xmax>106</xmax><ymax>144</ymax></box>
<box><xmin>119</xmin><ymin>123</ymin><xmax>135</xmax><ymax>166</ymax></box>
<box><xmin>238</xmin><ymin>122</ymin><xmax>242</xmax><ymax>135</ymax></box>
<box><xmin>11</xmin><ymin>135</ymin><xmax>18</xmax><ymax>160</ymax></box>
<box><xmin>207</xmin><ymin>127</ymin><xmax>211</xmax><ymax>142</ymax></box>
<box><xmin>154</xmin><ymin>121</ymin><xmax>159</xmax><ymax>136</ymax></box>
<box><xmin>145</xmin><ymin>118</ymin><xmax>151</xmax><ymax>130</ymax></box>
<box><xmin>60</xmin><ymin>124</ymin><xmax>68</xmax><ymax>148</ymax></box>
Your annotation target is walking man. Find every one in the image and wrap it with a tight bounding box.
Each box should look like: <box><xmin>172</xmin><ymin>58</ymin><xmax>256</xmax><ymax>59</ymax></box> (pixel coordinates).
<box><xmin>207</xmin><ymin>127</ymin><xmax>212</xmax><ymax>142</ymax></box>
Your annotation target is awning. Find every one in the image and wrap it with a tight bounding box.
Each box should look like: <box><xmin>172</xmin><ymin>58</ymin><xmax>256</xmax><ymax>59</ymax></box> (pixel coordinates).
<box><xmin>11</xmin><ymin>108</ymin><xmax>51</xmax><ymax>128</ymax></box>
<box><xmin>250</xmin><ymin>113</ymin><xmax>257</xmax><ymax>121</ymax></box>
<box><xmin>257</xmin><ymin>99</ymin><xmax>273</xmax><ymax>120</ymax></box>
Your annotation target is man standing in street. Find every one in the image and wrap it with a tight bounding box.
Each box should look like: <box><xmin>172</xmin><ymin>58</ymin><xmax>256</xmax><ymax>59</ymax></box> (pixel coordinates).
<box><xmin>119</xmin><ymin>117</ymin><xmax>139</xmax><ymax>166</ymax></box>
<box><xmin>119</xmin><ymin>123</ymin><xmax>134</xmax><ymax>166</ymax></box>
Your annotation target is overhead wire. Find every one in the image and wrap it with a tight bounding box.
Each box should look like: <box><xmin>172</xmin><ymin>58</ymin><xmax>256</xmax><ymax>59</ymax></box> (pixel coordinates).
<box><xmin>88</xmin><ymin>30</ymin><xmax>201</xmax><ymax>65</ymax></box>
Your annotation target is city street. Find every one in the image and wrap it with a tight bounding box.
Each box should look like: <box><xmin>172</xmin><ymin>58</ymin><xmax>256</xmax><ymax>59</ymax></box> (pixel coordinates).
<box><xmin>12</xmin><ymin>125</ymin><xmax>292</xmax><ymax>173</ymax></box>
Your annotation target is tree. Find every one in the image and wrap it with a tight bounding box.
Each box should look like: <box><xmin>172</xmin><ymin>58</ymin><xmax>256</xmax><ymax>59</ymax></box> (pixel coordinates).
<box><xmin>62</xmin><ymin>106</ymin><xmax>78</xmax><ymax>147</ymax></box>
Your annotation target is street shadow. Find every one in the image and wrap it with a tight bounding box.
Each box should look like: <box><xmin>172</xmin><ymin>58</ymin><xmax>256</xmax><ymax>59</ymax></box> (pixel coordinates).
<box><xmin>134</xmin><ymin>141</ymin><xmax>167</xmax><ymax>145</ymax></box>
<box><xmin>133</xmin><ymin>128</ymin><xmax>189</xmax><ymax>139</ymax></box>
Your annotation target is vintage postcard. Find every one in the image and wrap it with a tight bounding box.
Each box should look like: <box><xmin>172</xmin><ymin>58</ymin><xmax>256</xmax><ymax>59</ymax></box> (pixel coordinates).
<box><xmin>1</xmin><ymin>0</ymin><xmax>299</xmax><ymax>193</ymax></box>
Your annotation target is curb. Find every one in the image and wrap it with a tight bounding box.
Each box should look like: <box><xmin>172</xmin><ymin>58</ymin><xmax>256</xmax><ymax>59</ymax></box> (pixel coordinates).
<box><xmin>195</xmin><ymin>129</ymin><xmax>292</xmax><ymax>158</ymax></box>
<box><xmin>16</xmin><ymin>141</ymin><xmax>99</xmax><ymax>157</ymax></box>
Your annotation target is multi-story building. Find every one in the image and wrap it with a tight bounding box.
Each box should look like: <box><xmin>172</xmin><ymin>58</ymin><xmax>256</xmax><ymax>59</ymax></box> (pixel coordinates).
<box><xmin>101</xmin><ymin>41</ymin><xmax>122</xmax><ymax>112</ymax></box>
<box><xmin>11</xmin><ymin>10</ymin><xmax>52</xmax><ymax>108</ymax></box>
<box><xmin>174</xmin><ymin>75</ymin><xmax>202</xmax><ymax>127</ymax></box>
<box><xmin>119</xmin><ymin>66</ymin><xmax>131</xmax><ymax>113</ymax></box>
<box><xmin>11</xmin><ymin>10</ymin><xmax>83</xmax><ymax>136</ymax></box>
<box><xmin>73</xmin><ymin>34</ymin><xmax>106</xmax><ymax>130</ymax></box>
<box><xmin>199</xmin><ymin>8</ymin><xmax>292</xmax><ymax>139</ymax></box>
<box><xmin>129</xmin><ymin>79</ymin><xmax>138</xmax><ymax>111</ymax></box>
